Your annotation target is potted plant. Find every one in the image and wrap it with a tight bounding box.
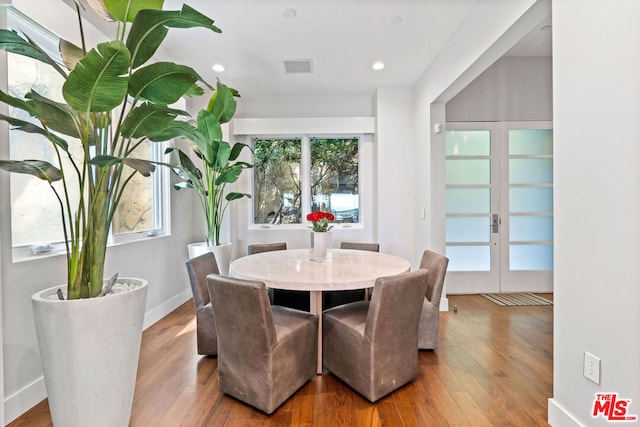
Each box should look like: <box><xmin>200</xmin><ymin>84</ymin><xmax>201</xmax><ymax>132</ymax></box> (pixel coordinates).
<box><xmin>167</xmin><ymin>82</ymin><xmax>253</xmax><ymax>274</ymax></box>
<box><xmin>0</xmin><ymin>0</ymin><xmax>225</xmax><ymax>425</ymax></box>
<box><xmin>307</xmin><ymin>211</ymin><xmax>335</xmax><ymax>262</ymax></box>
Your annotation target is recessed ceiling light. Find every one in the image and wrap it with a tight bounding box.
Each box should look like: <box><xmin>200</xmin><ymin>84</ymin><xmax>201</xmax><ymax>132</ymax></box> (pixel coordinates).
<box><xmin>372</xmin><ymin>61</ymin><xmax>385</xmax><ymax>71</ymax></box>
<box><xmin>391</xmin><ymin>16</ymin><xmax>403</xmax><ymax>24</ymax></box>
<box><xmin>212</xmin><ymin>64</ymin><xmax>225</xmax><ymax>72</ymax></box>
<box><xmin>283</xmin><ymin>8</ymin><xmax>297</xmax><ymax>19</ymax></box>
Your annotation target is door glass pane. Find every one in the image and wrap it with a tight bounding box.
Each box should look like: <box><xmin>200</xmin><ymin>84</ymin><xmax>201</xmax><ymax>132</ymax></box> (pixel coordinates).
<box><xmin>510</xmin><ymin>187</ymin><xmax>553</xmax><ymax>213</ymax></box>
<box><xmin>510</xmin><ymin>216</ymin><xmax>553</xmax><ymax>241</ymax></box>
<box><xmin>446</xmin><ymin>188</ymin><xmax>491</xmax><ymax>213</ymax></box>
<box><xmin>446</xmin><ymin>159</ymin><xmax>490</xmax><ymax>185</ymax></box>
<box><xmin>445</xmin><ymin>130</ymin><xmax>490</xmax><ymax>155</ymax></box>
<box><xmin>446</xmin><ymin>217</ymin><xmax>490</xmax><ymax>242</ymax></box>
<box><xmin>446</xmin><ymin>246</ymin><xmax>491</xmax><ymax>271</ymax></box>
<box><xmin>509</xmin><ymin>129</ymin><xmax>553</xmax><ymax>155</ymax></box>
<box><xmin>510</xmin><ymin>244</ymin><xmax>554</xmax><ymax>270</ymax></box>
<box><xmin>509</xmin><ymin>159</ymin><xmax>553</xmax><ymax>184</ymax></box>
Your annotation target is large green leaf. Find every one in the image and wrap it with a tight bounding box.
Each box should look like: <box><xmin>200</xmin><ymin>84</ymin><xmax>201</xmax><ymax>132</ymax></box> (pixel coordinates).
<box><xmin>177</xmin><ymin>149</ymin><xmax>201</xmax><ymax>178</ymax></box>
<box><xmin>146</xmin><ymin>120</ymin><xmax>204</xmax><ymax>144</ymax></box>
<box><xmin>229</xmin><ymin>142</ymin><xmax>251</xmax><ymax>161</ymax></box>
<box><xmin>126</xmin><ymin>4</ymin><xmax>221</xmax><ymax>68</ymax></box>
<box><xmin>195</xmin><ymin>109</ymin><xmax>222</xmax><ymax>165</ymax></box>
<box><xmin>128</xmin><ymin>62</ymin><xmax>210</xmax><ymax>104</ymax></box>
<box><xmin>63</xmin><ymin>41</ymin><xmax>131</xmax><ymax>113</ymax></box>
<box><xmin>89</xmin><ymin>155</ymin><xmax>156</xmax><ymax>176</ymax></box>
<box><xmin>215</xmin><ymin>163</ymin><xmax>243</xmax><ymax>185</ymax></box>
<box><xmin>120</xmin><ymin>103</ymin><xmax>186</xmax><ymax>139</ymax></box>
<box><xmin>104</xmin><ymin>0</ymin><xmax>164</xmax><ymax>23</ymax></box>
<box><xmin>226</xmin><ymin>192</ymin><xmax>251</xmax><ymax>202</ymax></box>
<box><xmin>0</xmin><ymin>29</ymin><xmax>53</xmax><ymax>65</ymax></box>
<box><xmin>207</xmin><ymin>81</ymin><xmax>237</xmax><ymax>124</ymax></box>
<box><xmin>0</xmin><ymin>159</ymin><xmax>62</xmax><ymax>182</ymax></box>
<box><xmin>0</xmin><ymin>88</ymin><xmax>36</xmax><ymax>116</ymax></box>
<box><xmin>0</xmin><ymin>113</ymin><xmax>69</xmax><ymax>151</ymax></box>
<box><xmin>31</xmin><ymin>92</ymin><xmax>81</xmax><ymax>139</ymax></box>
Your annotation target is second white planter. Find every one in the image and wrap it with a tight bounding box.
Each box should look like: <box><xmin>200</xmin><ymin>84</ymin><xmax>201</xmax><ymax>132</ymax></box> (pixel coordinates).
<box><xmin>187</xmin><ymin>242</ymin><xmax>233</xmax><ymax>276</ymax></box>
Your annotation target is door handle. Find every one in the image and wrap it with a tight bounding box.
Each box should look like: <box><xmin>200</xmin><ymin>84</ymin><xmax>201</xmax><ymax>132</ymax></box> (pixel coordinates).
<box><xmin>491</xmin><ymin>214</ymin><xmax>500</xmax><ymax>233</ymax></box>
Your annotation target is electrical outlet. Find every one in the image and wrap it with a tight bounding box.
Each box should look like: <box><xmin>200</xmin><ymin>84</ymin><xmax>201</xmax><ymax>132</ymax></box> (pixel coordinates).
<box><xmin>584</xmin><ymin>351</ymin><xmax>601</xmax><ymax>384</ymax></box>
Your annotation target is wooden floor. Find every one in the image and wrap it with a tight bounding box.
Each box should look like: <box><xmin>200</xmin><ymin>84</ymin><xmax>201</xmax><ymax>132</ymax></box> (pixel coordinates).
<box><xmin>9</xmin><ymin>294</ymin><xmax>553</xmax><ymax>426</ymax></box>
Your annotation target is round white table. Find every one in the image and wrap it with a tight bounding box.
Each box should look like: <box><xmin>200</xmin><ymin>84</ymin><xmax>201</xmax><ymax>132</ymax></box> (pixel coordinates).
<box><xmin>229</xmin><ymin>248</ymin><xmax>411</xmax><ymax>373</ymax></box>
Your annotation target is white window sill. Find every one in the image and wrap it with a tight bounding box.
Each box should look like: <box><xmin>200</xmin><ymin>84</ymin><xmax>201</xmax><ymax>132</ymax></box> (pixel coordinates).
<box><xmin>12</xmin><ymin>232</ymin><xmax>170</xmax><ymax>264</ymax></box>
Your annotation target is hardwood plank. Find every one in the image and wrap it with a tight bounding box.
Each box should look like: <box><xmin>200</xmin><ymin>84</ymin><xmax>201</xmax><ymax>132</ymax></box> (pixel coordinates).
<box><xmin>8</xmin><ymin>294</ymin><xmax>552</xmax><ymax>426</ymax></box>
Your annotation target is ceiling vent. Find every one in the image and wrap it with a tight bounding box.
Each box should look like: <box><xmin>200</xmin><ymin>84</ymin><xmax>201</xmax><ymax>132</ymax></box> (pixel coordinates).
<box><xmin>283</xmin><ymin>59</ymin><xmax>313</xmax><ymax>74</ymax></box>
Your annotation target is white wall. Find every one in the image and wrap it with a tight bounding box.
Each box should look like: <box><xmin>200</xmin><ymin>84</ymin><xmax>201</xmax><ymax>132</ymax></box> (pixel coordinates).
<box><xmin>446</xmin><ymin>56</ymin><xmax>553</xmax><ymax>122</ymax></box>
<box><xmin>548</xmin><ymin>1</ymin><xmax>640</xmax><ymax>425</ymax></box>
<box><xmin>1</xmin><ymin>1</ymin><xmax>202</xmax><ymax>423</ymax></box>
<box><xmin>375</xmin><ymin>88</ymin><xmax>416</xmax><ymax>263</ymax></box>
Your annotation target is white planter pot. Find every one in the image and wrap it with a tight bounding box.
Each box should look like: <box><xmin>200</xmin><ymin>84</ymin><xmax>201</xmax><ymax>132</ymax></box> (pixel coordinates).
<box><xmin>187</xmin><ymin>242</ymin><xmax>233</xmax><ymax>276</ymax></box>
<box><xmin>32</xmin><ymin>278</ymin><xmax>148</xmax><ymax>427</ymax></box>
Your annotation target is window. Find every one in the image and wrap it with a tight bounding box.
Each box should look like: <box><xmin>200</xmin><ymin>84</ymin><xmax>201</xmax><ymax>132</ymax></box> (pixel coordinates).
<box><xmin>5</xmin><ymin>8</ymin><xmax>169</xmax><ymax>256</ymax></box>
<box><xmin>252</xmin><ymin>136</ymin><xmax>360</xmax><ymax>226</ymax></box>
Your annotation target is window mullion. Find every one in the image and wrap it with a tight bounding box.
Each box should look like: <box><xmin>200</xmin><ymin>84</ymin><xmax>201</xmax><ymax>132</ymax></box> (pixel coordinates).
<box><xmin>300</xmin><ymin>135</ymin><xmax>311</xmax><ymax>221</ymax></box>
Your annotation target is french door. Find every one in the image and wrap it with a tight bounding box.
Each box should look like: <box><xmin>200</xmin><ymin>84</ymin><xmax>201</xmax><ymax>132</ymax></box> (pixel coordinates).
<box><xmin>444</xmin><ymin>121</ymin><xmax>553</xmax><ymax>294</ymax></box>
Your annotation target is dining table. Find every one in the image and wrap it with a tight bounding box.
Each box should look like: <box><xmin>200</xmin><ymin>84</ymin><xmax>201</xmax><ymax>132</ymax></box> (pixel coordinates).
<box><xmin>229</xmin><ymin>248</ymin><xmax>411</xmax><ymax>374</ymax></box>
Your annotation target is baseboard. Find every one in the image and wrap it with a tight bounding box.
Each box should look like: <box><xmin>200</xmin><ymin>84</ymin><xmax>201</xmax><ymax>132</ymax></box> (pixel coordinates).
<box><xmin>4</xmin><ymin>376</ymin><xmax>47</xmax><ymax>425</ymax></box>
<box><xmin>143</xmin><ymin>289</ymin><xmax>191</xmax><ymax>329</ymax></box>
<box><xmin>3</xmin><ymin>289</ymin><xmax>192</xmax><ymax>425</ymax></box>
<box><xmin>440</xmin><ymin>296</ymin><xmax>449</xmax><ymax>311</ymax></box>
<box><xmin>548</xmin><ymin>398</ymin><xmax>585</xmax><ymax>427</ymax></box>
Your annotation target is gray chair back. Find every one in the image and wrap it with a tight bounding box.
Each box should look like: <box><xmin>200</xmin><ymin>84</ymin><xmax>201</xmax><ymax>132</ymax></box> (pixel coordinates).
<box><xmin>186</xmin><ymin>252</ymin><xmax>219</xmax><ymax>355</ymax></box>
<box><xmin>248</xmin><ymin>242</ymin><xmax>287</xmax><ymax>255</ymax></box>
<box><xmin>186</xmin><ymin>252</ymin><xmax>218</xmax><ymax>309</ymax></box>
<box><xmin>419</xmin><ymin>250</ymin><xmax>449</xmax><ymax>306</ymax></box>
<box><xmin>417</xmin><ymin>249</ymin><xmax>449</xmax><ymax>350</ymax></box>
<box><xmin>366</xmin><ymin>270</ymin><xmax>429</xmax><ymax>347</ymax></box>
<box><xmin>208</xmin><ymin>275</ymin><xmax>276</xmax><ymax>358</ymax></box>
<box><xmin>340</xmin><ymin>241</ymin><xmax>380</xmax><ymax>252</ymax></box>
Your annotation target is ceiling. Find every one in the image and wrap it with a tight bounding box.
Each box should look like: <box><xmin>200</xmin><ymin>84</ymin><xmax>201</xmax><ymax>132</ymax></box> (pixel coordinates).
<box><xmin>79</xmin><ymin>0</ymin><xmax>552</xmax><ymax>98</ymax></box>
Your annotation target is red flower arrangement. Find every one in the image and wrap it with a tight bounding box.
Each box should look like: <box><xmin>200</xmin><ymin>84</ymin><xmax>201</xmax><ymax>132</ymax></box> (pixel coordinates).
<box><xmin>307</xmin><ymin>211</ymin><xmax>335</xmax><ymax>232</ymax></box>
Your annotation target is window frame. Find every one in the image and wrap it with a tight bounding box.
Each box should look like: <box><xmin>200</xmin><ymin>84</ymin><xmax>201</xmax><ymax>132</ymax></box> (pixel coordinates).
<box><xmin>249</xmin><ymin>134</ymin><xmax>364</xmax><ymax>231</ymax></box>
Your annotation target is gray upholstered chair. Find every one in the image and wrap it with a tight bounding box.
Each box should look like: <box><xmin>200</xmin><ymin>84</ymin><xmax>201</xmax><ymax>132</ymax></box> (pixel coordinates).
<box><xmin>339</xmin><ymin>241</ymin><xmax>380</xmax><ymax>252</ymax></box>
<box><xmin>322</xmin><ymin>269</ymin><xmax>429</xmax><ymax>402</ymax></box>
<box><xmin>207</xmin><ymin>274</ymin><xmax>317</xmax><ymax>414</ymax></box>
<box><xmin>417</xmin><ymin>250</ymin><xmax>449</xmax><ymax>350</ymax></box>
<box><xmin>247</xmin><ymin>242</ymin><xmax>287</xmax><ymax>255</ymax></box>
<box><xmin>322</xmin><ymin>242</ymin><xmax>380</xmax><ymax>309</ymax></box>
<box><xmin>248</xmin><ymin>242</ymin><xmax>310</xmax><ymax>311</ymax></box>
<box><xmin>185</xmin><ymin>252</ymin><xmax>219</xmax><ymax>356</ymax></box>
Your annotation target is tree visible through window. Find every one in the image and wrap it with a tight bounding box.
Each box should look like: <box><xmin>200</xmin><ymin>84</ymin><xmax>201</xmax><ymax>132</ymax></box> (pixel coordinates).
<box><xmin>252</xmin><ymin>136</ymin><xmax>359</xmax><ymax>225</ymax></box>
<box><xmin>310</xmin><ymin>137</ymin><xmax>359</xmax><ymax>222</ymax></box>
<box><xmin>253</xmin><ymin>138</ymin><xmax>302</xmax><ymax>224</ymax></box>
